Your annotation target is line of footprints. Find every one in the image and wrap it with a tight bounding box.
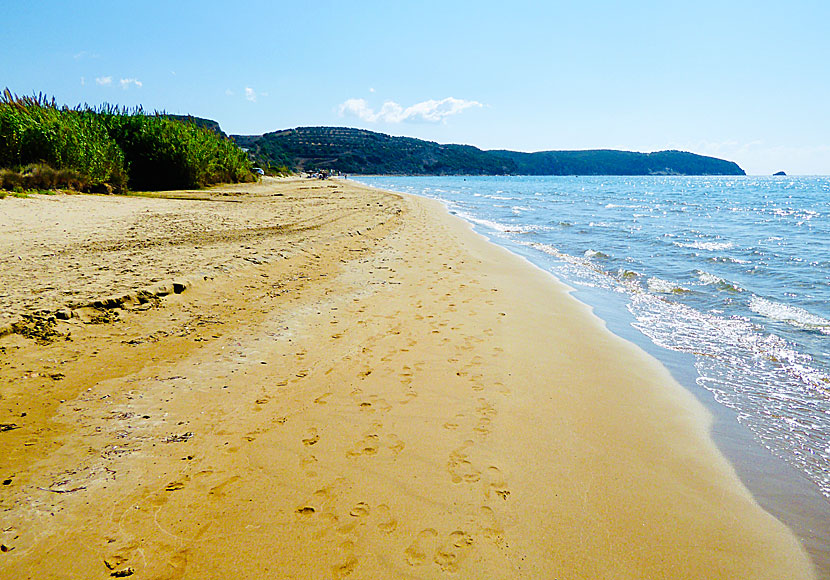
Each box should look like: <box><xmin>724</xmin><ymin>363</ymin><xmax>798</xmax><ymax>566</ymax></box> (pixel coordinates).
<box><xmin>295</xmin><ymin>489</ymin><xmax>506</xmax><ymax>576</ymax></box>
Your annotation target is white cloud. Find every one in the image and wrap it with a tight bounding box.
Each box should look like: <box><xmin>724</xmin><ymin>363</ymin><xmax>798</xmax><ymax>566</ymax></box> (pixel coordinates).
<box><xmin>119</xmin><ymin>78</ymin><xmax>143</xmax><ymax>89</ymax></box>
<box><xmin>338</xmin><ymin>97</ymin><xmax>483</xmax><ymax>124</ymax></box>
<box><xmin>95</xmin><ymin>76</ymin><xmax>112</xmax><ymax>86</ymax></box>
<box><xmin>225</xmin><ymin>89</ymin><xmax>235</xmax><ymax>96</ymax></box>
<box><xmin>80</xmin><ymin>77</ymin><xmax>85</xmax><ymax>86</ymax></box>
<box><xmin>369</xmin><ymin>87</ymin><xmax>376</xmax><ymax>93</ymax></box>
<box><xmin>73</xmin><ymin>50</ymin><xmax>99</xmax><ymax>60</ymax></box>
<box><xmin>245</xmin><ymin>87</ymin><xmax>257</xmax><ymax>102</ymax></box>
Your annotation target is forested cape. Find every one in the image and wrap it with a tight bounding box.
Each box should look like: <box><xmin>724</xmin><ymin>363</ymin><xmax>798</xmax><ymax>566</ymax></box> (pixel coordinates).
<box><xmin>234</xmin><ymin>127</ymin><xmax>745</xmax><ymax>176</ymax></box>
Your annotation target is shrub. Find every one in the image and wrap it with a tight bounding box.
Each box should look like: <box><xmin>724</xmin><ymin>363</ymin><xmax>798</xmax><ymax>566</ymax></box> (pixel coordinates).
<box><xmin>0</xmin><ymin>168</ymin><xmax>23</xmax><ymax>190</ymax></box>
<box><xmin>0</xmin><ymin>91</ymin><xmax>127</xmax><ymax>190</ymax></box>
<box><xmin>0</xmin><ymin>89</ymin><xmax>253</xmax><ymax>192</ymax></box>
<box><xmin>22</xmin><ymin>163</ymin><xmax>58</xmax><ymax>189</ymax></box>
<box><xmin>98</xmin><ymin>109</ymin><xmax>253</xmax><ymax>190</ymax></box>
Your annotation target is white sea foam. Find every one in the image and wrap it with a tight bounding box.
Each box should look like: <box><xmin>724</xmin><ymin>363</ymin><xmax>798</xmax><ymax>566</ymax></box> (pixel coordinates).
<box><xmin>454</xmin><ymin>212</ymin><xmax>512</xmax><ymax>233</ymax></box>
<box><xmin>696</xmin><ymin>270</ymin><xmax>742</xmax><ymax>292</ymax></box>
<box><xmin>356</xmin><ymin>174</ymin><xmax>830</xmax><ymax>498</ymax></box>
<box><xmin>749</xmin><ymin>296</ymin><xmax>830</xmax><ymax>334</ymax></box>
<box><xmin>629</xmin><ymin>292</ymin><xmax>830</xmax><ymax>497</ymax></box>
<box><xmin>584</xmin><ymin>249</ymin><xmax>610</xmax><ymax>259</ymax></box>
<box><xmin>674</xmin><ymin>240</ymin><xmax>734</xmax><ymax>251</ymax></box>
<box><xmin>647</xmin><ymin>277</ymin><xmax>690</xmax><ymax>294</ymax></box>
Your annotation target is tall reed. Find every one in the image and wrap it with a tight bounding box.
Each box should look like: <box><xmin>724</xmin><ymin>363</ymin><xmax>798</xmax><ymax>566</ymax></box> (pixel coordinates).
<box><xmin>0</xmin><ymin>90</ymin><xmax>254</xmax><ymax>192</ymax></box>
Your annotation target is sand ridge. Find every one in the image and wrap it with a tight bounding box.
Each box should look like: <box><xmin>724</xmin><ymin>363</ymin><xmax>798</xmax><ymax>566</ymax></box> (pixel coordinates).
<box><xmin>0</xmin><ymin>178</ymin><xmax>817</xmax><ymax>579</ymax></box>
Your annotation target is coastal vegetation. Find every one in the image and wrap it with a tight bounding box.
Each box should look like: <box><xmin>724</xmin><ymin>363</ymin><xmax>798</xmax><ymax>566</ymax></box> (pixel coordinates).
<box><xmin>0</xmin><ymin>90</ymin><xmax>254</xmax><ymax>193</ymax></box>
<box><xmin>234</xmin><ymin>126</ymin><xmax>746</xmax><ymax>176</ymax></box>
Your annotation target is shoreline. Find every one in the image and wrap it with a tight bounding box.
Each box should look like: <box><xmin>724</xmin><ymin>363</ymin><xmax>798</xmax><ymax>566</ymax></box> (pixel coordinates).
<box><xmin>417</xmin><ymin>188</ymin><xmax>830</xmax><ymax>573</ymax></box>
<box><xmin>0</xmin><ymin>178</ymin><xmax>817</xmax><ymax>578</ymax></box>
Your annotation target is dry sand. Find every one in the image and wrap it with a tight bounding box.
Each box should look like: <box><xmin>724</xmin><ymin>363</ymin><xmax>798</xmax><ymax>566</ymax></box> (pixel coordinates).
<box><xmin>0</xmin><ymin>178</ymin><xmax>817</xmax><ymax>578</ymax></box>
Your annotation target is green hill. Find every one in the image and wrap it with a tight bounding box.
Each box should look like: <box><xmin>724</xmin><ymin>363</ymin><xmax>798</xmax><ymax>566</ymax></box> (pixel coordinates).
<box><xmin>163</xmin><ymin>115</ymin><xmax>227</xmax><ymax>137</ymax></box>
<box><xmin>233</xmin><ymin>126</ymin><xmax>745</xmax><ymax>176</ymax></box>
<box><xmin>492</xmin><ymin>149</ymin><xmax>745</xmax><ymax>176</ymax></box>
<box><xmin>233</xmin><ymin>127</ymin><xmax>515</xmax><ymax>175</ymax></box>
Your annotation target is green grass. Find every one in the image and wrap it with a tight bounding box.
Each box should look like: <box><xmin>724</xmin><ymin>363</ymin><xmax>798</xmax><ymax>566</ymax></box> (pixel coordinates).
<box><xmin>0</xmin><ymin>190</ymin><xmax>29</xmax><ymax>199</ymax></box>
<box><xmin>0</xmin><ymin>89</ymin><xmax>255</xmax><ymax>192</ymax></box>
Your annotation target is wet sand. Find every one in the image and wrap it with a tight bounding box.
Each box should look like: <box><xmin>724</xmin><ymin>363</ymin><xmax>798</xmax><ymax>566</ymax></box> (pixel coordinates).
<box><xmin>0</xmin><ymin>178</ymin><xmax>816</xmax><ymax>578</ymax></box>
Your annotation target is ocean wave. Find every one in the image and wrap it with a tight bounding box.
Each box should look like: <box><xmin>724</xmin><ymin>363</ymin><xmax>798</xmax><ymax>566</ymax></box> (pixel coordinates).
<box><xmin>584</xmin><ymin>249</ymin><xmax>610</xmax><ymax>259</ymax></box>
<box><xmin>647</xmin><ymin>277</ymin><xmax>691</xmax><ymax>294</ymax></box>
<box><xmin>454</xmin><ymin>212</ymin><xmax>552</xmax><ymax>236</ymax></box>
<box><xmin>695</xmin><ymin>270</ymin><xmax>743</xmax><ymax>292</ymax></box>
<box><xmin>449</xmin><ymin>210</ymin><xmax>510</xmax><ymax>233</ymax></box>
<box><xmin>749</xmin><ymin>296</ymin><xmax>830</xmax><ymax>334</ymax></box>
<box><xmin>629</xmin><ymin>293</ymin><xmax>830</xmax><ymax>497</ymax></box>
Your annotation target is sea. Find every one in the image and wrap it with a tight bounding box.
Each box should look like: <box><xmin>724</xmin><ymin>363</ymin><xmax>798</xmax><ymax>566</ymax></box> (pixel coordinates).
<box><xmin>356</xmin><ymin>175</ymin><xmax>830</xmax><ymax>510</ymax></box>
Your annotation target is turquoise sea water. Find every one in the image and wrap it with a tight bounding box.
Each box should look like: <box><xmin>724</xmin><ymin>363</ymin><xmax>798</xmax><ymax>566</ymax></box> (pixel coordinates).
<box><xmin>357</xmin><ymin>175</ymin><xmax>830</xmax><ymax>500</ymax></box>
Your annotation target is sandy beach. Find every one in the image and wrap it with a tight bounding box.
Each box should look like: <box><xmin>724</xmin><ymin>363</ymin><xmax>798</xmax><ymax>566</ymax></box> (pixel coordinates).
<box><xmin>0</xmin><ymin>178</ymin><xmax>817</xmax><ymax>578</ymax></box>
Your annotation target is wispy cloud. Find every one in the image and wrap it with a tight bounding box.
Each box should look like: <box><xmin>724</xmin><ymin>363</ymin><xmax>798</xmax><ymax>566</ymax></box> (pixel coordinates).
<box><xmin>338</xmin><ymin>97</ymin><xmax>483</xmax><ymax>124</ymax></box>
<box><xmin>95</xmin><ymin>76</ymin><xmax>113</xmax><ymax>86</ymax></box>
<box><xmin>73</xmin><ymin>50</ymin><xmax>99</xmax><ymax>60</ymax></box>
<box><xmin>119</xmin><ymin>78</ymin><xmax>142</xmax><ymax>89</ymax></box>
<box><xmin>245</xmin><ymin>87</ymin><xmax>257</xmax><ymax>102</ymax></box>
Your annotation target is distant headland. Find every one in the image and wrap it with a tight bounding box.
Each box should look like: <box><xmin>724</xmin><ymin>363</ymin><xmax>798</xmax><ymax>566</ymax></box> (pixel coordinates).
<box><xmin>233</xmin><ymin>126</ymin><xmax>746</xmax><ymax>176</ymax></box>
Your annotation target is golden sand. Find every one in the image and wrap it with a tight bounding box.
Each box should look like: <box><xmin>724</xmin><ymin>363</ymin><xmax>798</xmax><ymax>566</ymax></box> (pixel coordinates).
<box><xmin>0</xmin><ymin>178</ymin><xmax>815</xmax><ymax>578</ymax></box>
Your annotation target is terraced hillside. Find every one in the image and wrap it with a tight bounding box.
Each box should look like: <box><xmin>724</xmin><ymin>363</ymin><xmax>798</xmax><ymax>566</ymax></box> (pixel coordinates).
<box><xmin>233</xmin><ymin>126</ymin><xmax>745</xmax><ymax>176</ymax></box>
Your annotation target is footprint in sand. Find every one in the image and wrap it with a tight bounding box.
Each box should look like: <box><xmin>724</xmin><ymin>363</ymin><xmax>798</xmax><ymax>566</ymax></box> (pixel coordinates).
<box><xmin>404</xmin><ymin>529</ymin><xmax>439</xmax><ymax>566</ymax></box>
<box><xmin>447</xmin><ymin>441</ymin><xmax>481</xmax><ymax>484</ymax></box>
<box><xmin>209</xmin><ymin>475</ymin><xmax>241</xmax><ymax>498</ymax></box>
<box><xmin>386</xmin><ymin>434</ymin><xmax>405</xmax><ymax>455</ymax></box>
<box><xmin>473</xmin><ymin>417</ymin><xmax>491</xmax><ymax>436</ymax></box>
<box><xmin>399</xmin><ymin>391</ymin><xmax>417</xmax><ymax>405</ymax></box>
<box><xmin>314</xmin><ymin>392</ymin><xmax>332</xmax><ymax>405</ymax></box>
<box><xmin>332</xmin><ymin>541</ymin><xmax>358</xmax><ymax>579</ymax></box>
<box><xmin>346</xmin><ymin>433</ymin><xmax>380</xmax><ymax>457</ymax></box>
<box><xmin>375</xmin><ymin>398</ymin><xmax>392</xmax><ymax>413</ymax></box>
<box><xmin>433</xmin><ymin>531</ymin><xmax>474</xmax><ymax>573</ymax></box>
<box><xmin>477</xmin><ymin>399</ymin><xmax>496</xmax><ymax>419</ymax></box>
<box><xmin>349</xmin><ymin>502</ymin><xmax>370</xmax><ymax>517</ymax></box>
<box><xmin>302</xmin><ymin>428</ymin><xmax>320</xmax><ymax>446</ymax></box>
<box><xmin>375</xmin><ymin>504</ymin><xmax>398</xmax><ymax>533</ymax></box>
<box><xmin>478</xmin><ymin>506</ymin><xmax>506</xmax><ymax>546</ymax></box>
<box><xmin>443</xmin><ymin>412</ymin><xmax>465</xmax><ymax>431</ymax></box>
<box><xmin>484</xmin><ymin>466</ymin><xmax>510</xmax><ymax>501</ymax></box>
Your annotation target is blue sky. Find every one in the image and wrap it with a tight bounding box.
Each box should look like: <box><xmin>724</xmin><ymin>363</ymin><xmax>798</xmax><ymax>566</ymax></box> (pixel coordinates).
<box><xmin>2</xmin><ymin>0</ymin><xmax>828</xmax><ymax>174</ymax></box>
